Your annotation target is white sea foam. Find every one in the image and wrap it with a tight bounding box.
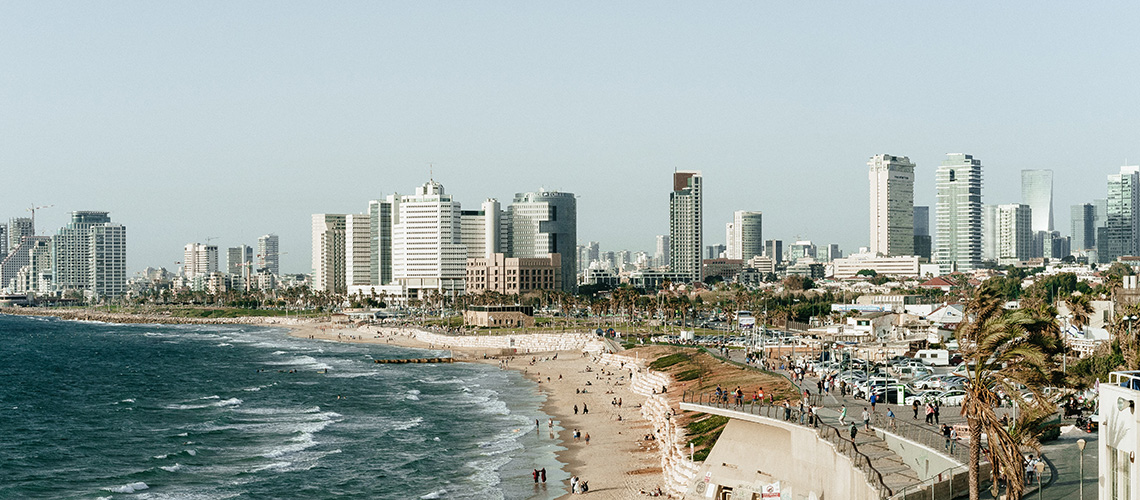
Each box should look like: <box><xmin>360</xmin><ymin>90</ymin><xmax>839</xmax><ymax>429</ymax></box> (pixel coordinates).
<box><xmin>217</xmin><ymin>343</ymin><xmax>233</xmax><ymax>347</ymax></box>
<box><xmin>200</xmin><ymin>395</ymin><xmax>220</xmax><ymax>400</ymax></box>
<box><xmin>420</xmin><ymin>489</ymin><xmax>447</xmax><ymax>499</ymax></box>
<box><xmin>165</xmin><ymin>397</ymin><xmax>242</xmax><ymax>410</ymax></box>
<box><xmin>326</xmin><ymin>371</ymin><xmax>377</xmax><ymax>378</ymax></box>
<box><xmin>160</xmin><ymin>463</ymin><xmax>183</xmax><ymax>472</ymax></box>
<box><xmin>250</xmin><ymin>461</ymin><xmax>292</xmax><ymax>472</ymax></box>
<box><xmin>407</xmin><ymin>389</ymin><xmax>421</xmax><ymax>395</ymax></box>
<box><xmin>105</xmin><ymin>482</ymin><xmax>148</xmax><ymax>493</ymax></box>
<box><xmin>262</xmin><ymin>355</ymin><xmax>332</xmax><ymax>371</ymax></box>
<box><xmin>153</xmin><ymin>453</ymin><xmax>169</xmax><ymax>459</ymax></box>
<box><xmin>405</xmin><ymin>394</ymin><xmax>420</xmax><ymax>401</ymax></box>
<box><xmin>186</xmin><ymin>449</ymin><xmax>197</xmax><ymax>456</ymax></box>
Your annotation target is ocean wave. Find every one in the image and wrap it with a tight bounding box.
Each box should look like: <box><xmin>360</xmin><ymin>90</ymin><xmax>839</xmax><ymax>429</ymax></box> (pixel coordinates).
<box><xmin>262</xmin><ymin>432</ymin><xmax>318</xmax><ymax>458</ymax></box>
<box><xmin>159</xmin><ymin>463</ymin><xmax>183</xmax><ymax>472</ymax></box>
<box><xmin>165</xmin><ymin>397</ymin><xmax>242</xmax><ymax>410</ymax></box>
<box><xmin>235</xmin><ymin>405</ymin><xmax>321</xmax><ymax>415</ymax></box>
<box><xmin>243</xmin><ymin>382</ymin><xmax>278</xmax><ymax>392</ymax></box>
<box><xmin>326</xmin><ymin>371</ymin><xmax>377</xmax><ymax>379</ymax></box>
<box><xmin>217</xmin><ymin>343</ymin><xmax>233</xmax><ymax>347</ymax></box>
<box><xmin>104</xmin><ymin>482</ymin><xmax>148</xmax><ymax>494</ymax></box>
<box><xmin>261</xmin><ymin>355</ymin><xmax>332</xmax><ymax>371</ymax></box>
<box><xmin>405</xmin><ymin>394</ymin><xmax>420</xmax><ymax>401</ymax></box>
<box><xmin>421</xmin><ymin>489</ymin><xmax>448</xmax><ymax>499</ymax></box>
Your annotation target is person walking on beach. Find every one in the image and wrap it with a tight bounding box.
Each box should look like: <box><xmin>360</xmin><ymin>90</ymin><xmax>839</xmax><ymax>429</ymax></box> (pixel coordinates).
<box><xmin>571</xmin><ymin>475</ymin><xmax>579</xmax><ymax>493</ymax></box>
<box><xmin>583</xmin><ymin>403</ymin><xmax>589</xmax><ymax>414</ymax></box>
<box><xmin>540</xmin><ymin>468</ymin><xmax>546</xmax><ymax>483</ymax></box>
<box><xmin>574</xmin><ymin>404</ymin><xmax>578</xmax><ymax>415</ymax></box>
<box><xmin>584</xmin><ymin>432</ymin><xmax>590</xmax><ymax>445</ymax></box>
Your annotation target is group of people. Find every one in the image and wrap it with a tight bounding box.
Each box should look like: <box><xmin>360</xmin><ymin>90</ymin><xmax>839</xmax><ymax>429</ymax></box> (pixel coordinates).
<box><xmin>531</xmin><ymin>468</ymin><xmax>548</xmax><ymax>483</ymax></box>
<box><xmin>569</xmin><ymin>475</ymin><xmax>589</xmax><ymax>494</ymax></box>
<box><xmin>940</xmin><ymin>424</ymin><xmax>960</xmax><ymax>453</ymax></box>
<box><xmin>914</xmin><ymin>400</ymin><xmax>942</xmax><ymax>424</ymax></box>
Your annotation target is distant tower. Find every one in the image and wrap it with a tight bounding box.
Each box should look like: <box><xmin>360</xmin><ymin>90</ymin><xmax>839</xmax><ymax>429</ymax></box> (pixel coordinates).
<box><xmin>311</xmin><ymin>214</ymin><xmax>347</xmax><ymax>293</ymax></box>
<box><xmin>935</xmin><ymin>154</ymin><xmax>983</xmax><ymax>274</ymax></box>
<box><xmin>654</xmin><ymin>235</ymin><xmax>669</xmax><ymax>267</ymax></box>
<box><xmin>510</xmin><ymin>189</ymin><xmax>577</xmax><ymax>292</ymax></box>
<box><xmin>53</xmin><ymin>211</ymin><xmax>127</xmax><ymax>299</ymax></box>
<box><xmin>1071</xmin><ymin>203</ymin><xmax>1096</xmax><ymax>251</ymax></box>
<box><xmin>1021</xmin><ymin>170</ymin><xmax>1054</xmax><ymax>232</ymax></box>
<box><xmin>868</xmin><ymin>154</ymin><xmax>915</xmax><ymax>256</ymax></box>
<box><xmin>995</xmin><ymin>204</ymin><xmax>1034</xmax><ymax>266</ymax></box>
<box><xmin>227</xmin><ymin>245</ymin><xmax>253</xmax><ymax>275</ymax></box>
<box><xmin>257</xmin><ymin>234</ymin><xmax>279</xmax><ymax>275</ymax></box>
<box><xmin>727</xmin><ymin>211</ymin><xmax>763</xmax><ymax>261</ymax></box>
<box><xmin>8</xmin><ymin>217</ymin><xmax>34</xmax><ymax>251</ymax></box>
<box><xmin>913</xmin><ymin>206</ymin><xmax>931</xmax><ymax>260</ymax></box>
<box><xmin>184</xmin><ymin>243</ymin><xmax>219</xmax><ymax>279</ymax></box>
<box><xmin>1098</xmin><ymin>166</ymin><xmax>1140</xmax><ymax>263</ymax></box>
<box><xmin>669</xmin><ymin>171</ymin><xmax>703</xmax><ymax>283</ymax></box>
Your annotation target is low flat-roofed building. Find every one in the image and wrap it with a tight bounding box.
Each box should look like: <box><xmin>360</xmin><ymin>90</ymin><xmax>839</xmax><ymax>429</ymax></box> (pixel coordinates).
<box><xmin>702</xmin><ymin>258</ymin><xmax>745</xmax><ymax>280</ymax></box>
<box><xmin>832</xmin><ymin>254</ymin><xmax>921</xmax><ymax>279</ymax></box>
<box><xmin>463</xmin><ymin>305</ymin><xmax>535</xmax><ymax>327</ymax></box>
<box><xmin>466</xmin><ymin>253</ymin><xmax>561</xmax><ymax>295</ymax></box>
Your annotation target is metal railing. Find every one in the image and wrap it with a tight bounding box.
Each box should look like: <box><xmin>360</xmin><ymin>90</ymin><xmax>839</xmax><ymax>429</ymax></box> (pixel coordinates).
<box><xmin>682</xmin><ymin>391</ymin><xmax>892</xmax><ymax>498</ymax></box>
<box><xmin>696</xmin><ymin>347</ymin><xmax>825</xmax><ymax>407</ymax></box>
<box><xmin>870</xmin><ymin>412</ymin><xmax>971</xmax><ymax>464</ymax></box>
<box><xmin>888</xmin><ymin>464</ymin><xmax>971</xmax><ymax>500</ymax></box>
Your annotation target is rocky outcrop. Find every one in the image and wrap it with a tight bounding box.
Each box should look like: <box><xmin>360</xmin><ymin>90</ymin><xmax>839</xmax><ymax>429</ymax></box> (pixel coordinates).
<box><xmin>596</xmin><ymin>353</ymin><xmax>698</xmax><ymax>498</ymax></box>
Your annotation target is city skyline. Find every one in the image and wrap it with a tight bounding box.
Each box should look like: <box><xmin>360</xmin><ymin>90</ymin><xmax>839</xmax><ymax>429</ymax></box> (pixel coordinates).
<box><xmin>4</xmin><ymin>3</ymin><xmax>1139</xmax><ymax>273</ymax></box>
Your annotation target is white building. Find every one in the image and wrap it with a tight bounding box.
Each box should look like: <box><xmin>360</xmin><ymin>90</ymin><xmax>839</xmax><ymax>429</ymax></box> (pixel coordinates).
<box><xmin>53</xmin><ymin>211</ymin><xmax>127</xmax><ymax>299</ymax></box>
<box><xmin>311</xmin><ymin>214</ymin><xmax>346</xmax><ymax>293</ymax></box>
<box><xmin>670</xmin><ymin>171</ymin><xmax>703</xmax><ymax>283</ymax></box>
<box><xmin>726</xmin><ymin>210</ymin><xmax>763</xmax><ymax>261</ymax></box>
<box><xmin>996</xmin><ymin>203</ymin><xmax>1034</xmax><ymax>266</ymax></box>
<box><xmin>183</xmin><ymin>243</ymin><xmax>218</xmax><ymax>280</ymax></box>
<box><xmin>226</xmin><ymin>245</ymin><xmax>252</xmax><ymax>275</ymax></box>
<box><xmin>831</xmin><ymin>252</ymin><xmax>921</xmax><ymax>279</ymax></box>
<box><xmin>345</xmin><ymin>213</ymin><xmax>372</xmax><ymax>287</ymax></box>
<box><xmin>936</xmin><ymin>153</ymin><xmax>984</xmax><ymax>274</ymax></box>
<box><xmin>1021</xmin><ymin>169</ymin><xmax>1054</xmax><ymax>233</ymax></box>
<box><xmin>654</xmin><ymin>235</ymin><xmax>670</xmax><ymax>268</ymax></box>
<box><xmin>391</xmin><ymin>180</ymin><xmax>466</xmax><ymax>297</ymax></box>
<box><xmin>868</xmin><ymin>154</ymin><xmax>915</xmax><ymax>256</ymax></box>
<box><xmin>460</xmin><ymin>199</ymin><xmax>503</xmax><ymax>261</ymax></box>
<box><xmin>509</xmin><ymin>189</ymin><xmax>577</xmax><ymax>292</ymax></box>
<box><xmin>1099</xmin><ymin>371</ymin><xmax>1140</xmax><ymax>499</ymax></box>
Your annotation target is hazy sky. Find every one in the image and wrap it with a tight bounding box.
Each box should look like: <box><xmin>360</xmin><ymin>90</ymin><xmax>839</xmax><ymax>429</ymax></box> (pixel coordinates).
<box><xmin>3</xmin><ymin>2</ymin><xmax>1139</xmax><ymax>274</ymax></box>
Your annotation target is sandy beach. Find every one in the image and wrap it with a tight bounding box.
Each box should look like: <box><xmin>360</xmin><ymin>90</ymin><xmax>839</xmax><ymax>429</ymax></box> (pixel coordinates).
<box><xmin>288</xmin><ymin>323</ymin><xmax>669</xmax><ymax>498</ymax></box>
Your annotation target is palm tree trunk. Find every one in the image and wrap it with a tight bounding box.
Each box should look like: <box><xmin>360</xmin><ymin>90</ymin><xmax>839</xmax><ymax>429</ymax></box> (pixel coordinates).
<box><xmin>969</xmin><ymin>417</ymin><xmax>982</xmax><ymax>500</ymax></box>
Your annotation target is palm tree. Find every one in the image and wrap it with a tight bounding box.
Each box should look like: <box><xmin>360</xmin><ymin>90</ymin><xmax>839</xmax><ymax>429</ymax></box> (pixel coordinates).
<box><xmin>957</xmin><ymin>287</ymin><xmax>1055</xmax><ymax>500</ymax></box>
<box><xmin>1064</xmin><ymin>293</ymin><xmax>1094</xmax><ymax>332</ymax></box>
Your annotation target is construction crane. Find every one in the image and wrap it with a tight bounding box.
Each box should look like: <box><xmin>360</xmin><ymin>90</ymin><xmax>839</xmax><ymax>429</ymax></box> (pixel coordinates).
<box><xmin>27</xmin><ymin>203</ymin><xmax>53</xmax><ymax>233</ymax></box>
<box><xmin>204</xmin><ymin>236</ymin><xmax>219</xmax><ymax>245</ymax></box>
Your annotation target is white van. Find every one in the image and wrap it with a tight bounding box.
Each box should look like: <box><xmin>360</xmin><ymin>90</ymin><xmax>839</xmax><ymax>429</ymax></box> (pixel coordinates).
<box><xmin>915</xmin><ymin>349</ymin><xmax>950</xmax><ymax>366</ymax></box>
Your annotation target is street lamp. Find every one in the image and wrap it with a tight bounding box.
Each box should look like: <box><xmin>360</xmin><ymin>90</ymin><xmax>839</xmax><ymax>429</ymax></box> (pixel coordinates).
<box><xmin>1077</xmin><ymin>438</ymin><xmax>1086</xmax><ymax>500</ymax></box>
<box><xmin>1034</xmin><ymin>460</ymin><xmax>1045</xmax><ymax>500</ymax></box>
<box><xmin>1057</xmin><ymin>313</ymin><xmax>1073</xmax><ymax>372</ymax></box>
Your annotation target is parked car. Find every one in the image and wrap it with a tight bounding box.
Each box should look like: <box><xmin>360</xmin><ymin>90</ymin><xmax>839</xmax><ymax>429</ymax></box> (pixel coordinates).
<box><xmin>903</xmin><ymin>390</ymin><xmax>943</xmax><ymax>406</ymax></box>
<box><xmin>935</xmin><ymin>389</ymin><xmax>967</xmax><ymax>406</ymax></box>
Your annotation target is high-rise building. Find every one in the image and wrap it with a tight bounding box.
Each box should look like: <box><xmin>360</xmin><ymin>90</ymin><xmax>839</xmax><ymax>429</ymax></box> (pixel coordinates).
<box><xmin>368</xmin><ymin>200</ymin><xmax>392</xmax><ymax>285</ymax></box>
<box><xmin>183</xmin><ymin>243</ymin><xmax>219</xmax><ymax>279</ymax></box>
<box><xmin>825</xmin><ymin>243</ymin><xmax>842</xmax><ymax>262</ymax></box>
<box><xmin>913</xmin><ymin>206</ymin><xmax>931</xmax><ymax>260</ymax></box>
<box><xmin>982</xmin><ymin>205</ymin><xmax>999</xmax><ymax>262</ymax></box>
<box><xmin>669</xmin><ymin>171</ymin><xmax>703</xmax><ymax>283</ymax></box>
<box><xmin>1021</xmin><ymin>170</ymin><xmax>1054</xmax><ymax>232</ymax></box>
<box><xmin>996</xmin><ymin>204</ymin><xmax>1034</xmax><ymax>266</ymax></box>
<box><xmin>257</xmin><ymin>234</ymin><xmax>279</xmax><ymax>275</ymax></box>
<box><xmin>226</xmin><ymin>245</ymin><xmax>253</xmax><ymax>275</ymax></box>
<box><xmin>391</xmin><ymin>180</ymin><xmax>466</xmax><ymax>297</ymax></box>
<box><xmin>787</xmin><ymin>240</ymin><xmax>817</xmax><ymax>263</ymax></box>
<box><xmin>9</xmin><ymin>217</ymin><xmax>34</xmax><ymax>251</ymax></box>
<box><xmin>1</xmin><ymin>236</ymin><xmax>51</xmax><ymax>292</ymax></box>
<box><xmin>311</xmin><ymin>214</ymin><xmax>347</xmax><ymax>293</ymax></box>
<box><xmin>461</xmin><ymin>199</ymin><xmax>503</xmax><ymax>261</ymax></box>
<box><xmin>726</xmin><ymin>211</ymin><xmax>763</xmax><ymax>261</ymax></box>
<box><xmin>705</xmin><ymin>244</ymin><xmax>726</xmax><ymax>260</ymax></box>
<box><xmin>1072</xmin><ymin>204</ymin><xmax>1097</xmax><ymax>251</ymax></box>
<box><xmin>935</xmin><ymin>153</ymin><xmax>984</xmax><ymax>274</ymax></box>
<box><xmin>345</xmin><ymin>213</ymin><xmax>372</xmax><ymax>287</ymax></box>
<box><xmin>868</xmin><ymin>154</ymin><xmax>915</xmax><ymax>256</ymax></box>
<box><xmin>53</xmin><ymin>211</ymin><xmax>127</xmax><ymax>299</ymax></box>
<box><xmin>1098</xmin><ymin>166</ymin><xmax>1140</xmax><ymax>263</ymax></box>
<box><xmin>510</xmin><ymin>189</ymin><xmax>577</xmax><ymax>292</ymax></box>
<box><xmin>654</xmin><ymin>236</ymin><xmax>669</xmax><ymax>267</ymax></box>
<box><xmin>0</xmin><ymin>223</ymin><xmax>8</xmax><ymax>258</ymax></box>
<box><xmin>765</xmin><ymin>239</ymin><xmax>783</xmax><ymax>266</ymax></box>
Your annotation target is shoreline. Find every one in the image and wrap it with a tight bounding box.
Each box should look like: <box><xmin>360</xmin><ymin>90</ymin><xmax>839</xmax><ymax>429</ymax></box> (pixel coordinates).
<box><xmin>288</xmin><ymin>324</ymin><xmax>666</xmax><ymax>498</ymax></box>
<box><xmin>4</xmin><ymin>308</ymin><xmax>670</xmax><ymax>498</ymax></box>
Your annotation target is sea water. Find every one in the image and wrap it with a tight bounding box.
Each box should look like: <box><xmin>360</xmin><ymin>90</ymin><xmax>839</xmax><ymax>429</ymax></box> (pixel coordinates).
<box><xmin>0</xmin><ymin>314</ymin><xmax>567</xmax><ymax>499</ymax></box>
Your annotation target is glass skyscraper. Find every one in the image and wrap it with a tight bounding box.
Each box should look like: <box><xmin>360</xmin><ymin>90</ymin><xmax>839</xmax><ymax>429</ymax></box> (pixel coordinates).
<box><xmin>935</xmin><ymin>154</ymin><xmax>983</xmax><ymax>273</ymax></box>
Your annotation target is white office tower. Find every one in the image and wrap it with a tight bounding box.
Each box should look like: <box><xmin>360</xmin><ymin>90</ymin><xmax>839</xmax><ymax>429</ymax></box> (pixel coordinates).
<box><xmin>227</xmin><ymin>245</ymin><xmax>253</xmax><ymax>275</ymax></box>
<box><xmin>510</xmin><ymin>190</ymin><xmax>577</xmax><ymax>292</ymax></box>
<box><xmin>726</xmin><ymin>211</ymin><xmax>763</xmax><ymax>261</ymax></box>
<box><xmin>995</xmin><ymin>204</ymin><xmax>1034</xmax><ymax>266</ymax></box>
<box><xmin>391</xmin><ymin>180</ymin><xmax>466</xmax><ymax>297</ymax></box>
<box><xmin>868</xmin><ymin>154</ymin><xmax>915</xmax><ymax>257</ymax></box>
<box><xmin>935</xmin><ymin>154</ymin><xmax>984</xmax><ymax>274</ymax></box>
<box><xmin>311</xmin><ymin>214</ymin><xmax>347</xmax><ymax>293</ymax></box>
<box><xmin>257</xmin><ymin>234</ymin><xmax>279</xmax><ymax>275</ymax></box>
<box><xmin>669</xmin><ymin>171</ymin><xmax>703</xmax><ymax>282</ymax></box>
<box><xmin>183</xmin><ymin>243</ymin><xmax>219</xmax><ymax>279</ymax></box>
<box><xmin>8</xmin><ymin>217</ymin><xmax>34</xmax><ymax>252</ymax></box>
<box><xmin>53</xmin><ymin>211</ymin><xmax>127</xmax><ymax>299</ymax></box>
<box><xmin>654</xmin><ymin>235</ymin><xmax>669</xmax><ymax>268</ymax></box>
<box><xmin>0</xmin><ymin>236</ymin><xmax>51</xmax><ymax>292</ymax></box>
<box><xmin>460</xmin><ymin>199</ymin><xmax>502</xmax><ymax>260</ymax></box>
<box><xmin>0</xmin><ymin>223</ymin><xmax>7</xmax><ymax>258</ymax></box>
<box><xmin>982</xmin><ymin>205</ymin><xmax>998</xmax><ymax>262</ymax></box>
<box><xmin>345</xmin><ymin>213</ymin><xmax>372</xmax><ymax>287</ymax></box>
<box><xmin>1099</xmin><ymin>166</ymin><xmax>1140</xmax><ymax>263</ymax></box>
<box><xmin>1021</xmin><ymin>169</ymin><xmax>1054</xmax><ymax>232</ymax></box>
<box><xmin>15</xmin><ymin>238</ymin><xmax>53</xmax><ymax>293</ymax></box>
